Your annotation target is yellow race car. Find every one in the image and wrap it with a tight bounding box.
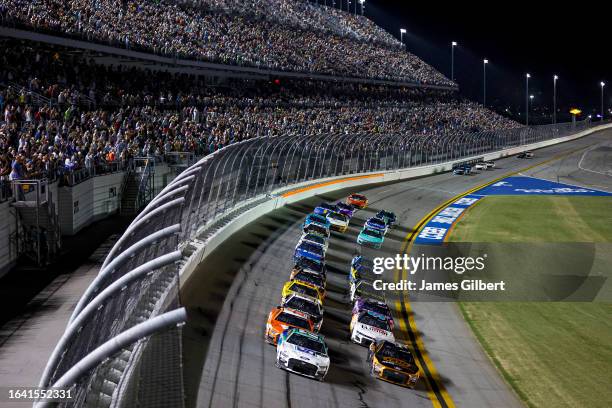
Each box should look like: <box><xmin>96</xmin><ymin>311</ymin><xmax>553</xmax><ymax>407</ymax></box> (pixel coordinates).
<box><xmin>367</xmin><ymin>340</ymin><xmax>420</xmax><ymax>388</ymax></box>
<box><xmin>281</xmin><ymin>280</ymin><xmax>324</xmax><ymax>304</ymax></box>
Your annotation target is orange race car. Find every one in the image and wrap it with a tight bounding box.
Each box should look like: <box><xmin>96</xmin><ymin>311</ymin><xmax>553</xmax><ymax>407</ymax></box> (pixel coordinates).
<box><xmin>265</xmin><ymin>306</ymin><xmax>315</xmax><ymax>345</ymax></box>
<box><xmin>347</xmin><ymin>193</ymin><xmax>368</xmax><ymax>209</ymax></box>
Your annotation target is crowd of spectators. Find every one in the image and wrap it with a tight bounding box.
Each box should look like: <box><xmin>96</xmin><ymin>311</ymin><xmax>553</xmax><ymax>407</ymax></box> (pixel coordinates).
<box><xmin>1</xmin><ymin>40</ymin><xmax>519</xmax><ymax>184</ymax></box>
<box><xmin>0</xmin><ymin>0</ymin><xmax>453</xmax><ymax>86</ymax></box>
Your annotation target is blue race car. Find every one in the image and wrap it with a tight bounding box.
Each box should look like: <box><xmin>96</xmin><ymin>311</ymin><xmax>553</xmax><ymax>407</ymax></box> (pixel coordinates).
<box><xmin>357</xmin><ymin>227</ymin><xmax>384</xmax><ymax>249</ymax></box>
<box><xmin>351</xmin><ymin>255</ymin><xmax>374</xmax><ymax>271</ymax></box>
<box><xmin>294</xmin><ymin>257</ymin><xmax>327</xmax><ymax>277</ymax></box>
<box><xmin>303</xmin><ymin>213</ymin><xmax>331</xmax><ymax>230</ymax></box>
<box><xmin>335</xmin><ymin>202</ymin><xmax>355</xmax><ymax>218</ymax></box>
<box><xmin>365</xmin><ymin>217</ymin><xmax>388</xmax><ymax>235</ymax></box>
<box><xmin>294</xmin><ymin>241</ymin><xmax>325</xmax><ymax>263</ymax></box>
<box><xmin>375</xmin><ymin>210</ymin><xmax>397</xmax><ymax>228</ymax></box>
<box><xmin>314</xmin><ymin>203</ymin><xmax>338</xmax><ymax>216</ymax></box>
<box><xmin>303</xmin><ymin>223</ymin><xmax>330</xmax><ymax>239</ymax></box>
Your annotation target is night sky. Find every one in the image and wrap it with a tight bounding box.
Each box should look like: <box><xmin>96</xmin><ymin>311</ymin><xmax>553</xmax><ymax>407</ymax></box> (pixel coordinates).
<box><xmin>331</xmin><ymin>1</ymin><xmax>611</xmax><ymax>124</ymax></box>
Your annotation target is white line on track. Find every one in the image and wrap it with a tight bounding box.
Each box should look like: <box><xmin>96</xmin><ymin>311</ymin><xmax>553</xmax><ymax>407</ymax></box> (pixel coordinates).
<box><xmin>577</xmin><ymin>145</ymin><xmax>612</xmax><ymax>177</ymax></box>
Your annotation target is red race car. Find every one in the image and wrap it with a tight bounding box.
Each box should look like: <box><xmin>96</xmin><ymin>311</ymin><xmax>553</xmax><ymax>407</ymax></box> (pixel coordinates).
<box><xmin>347</xmin><ymin>193</ymin><xmax>368</xmax><ymax>209</ymax></box>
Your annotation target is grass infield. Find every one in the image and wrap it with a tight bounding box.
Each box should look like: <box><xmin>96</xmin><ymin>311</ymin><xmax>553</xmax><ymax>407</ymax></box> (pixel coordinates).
<box><xmin>450</xmin><ymin>195</ymin><xmax>612</xmax><ymax>408</ymax></box>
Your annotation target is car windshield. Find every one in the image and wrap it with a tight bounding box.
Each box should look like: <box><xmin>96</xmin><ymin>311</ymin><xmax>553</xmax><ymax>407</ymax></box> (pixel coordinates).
<box><xmin>361</xmin><ymin>301</ymin><xmax>390</xmax><ymax>316</ymax></box>
<box><xmin>276</xmin><ymin>312</ymin><xmax>311</xmax><ymax>330</ymax></box>
<box><xmin>359</xmin><ymin>313</ymin><xmax>391</xmax><ymax>330</ymax></box>
<box><xmin>319</xmin><ymin>203</ymin><xmax>335</xmax><ymax>210</ymax></box>
<box><xmin>294</xmin><ymin>272</ymin><xmax>324</xmax><ymax>288</ymax></box>
<box><xmin>378</xmin><ymin>211</ymin><xmax>395</xmax><ymax>220</ymax></box>
<box><xmin>362</xmin><ymin>228</ymin><xmax>382</xmax><ymax>238</ymax></box>
<box><xmin>369</xmin><ymin>218</ymin><xmax>385</xmax><ymax>226</ymax></box>
<box><xmin>295</xmin><ymin>258</ymin><xmax>323</xmax><ymax>273</ymax></box>
<box><xmin>285</xmin><ymin>297</ymin><xmax>321</xmax><ymax>317</ymax></box>
<box><xmin>328</xmin><ymin>212</ymin><xmax>347</xmax><ymax>221</ymax></box>
<box><xmin>287</xmin><ymin>333</ymin><xmax>326</xmax><ymax>354</ymax></box>
<box><xmin>337</xmin><ymin>203</ymin><xmax>352</xmax><ymax>210</ymax></box>
<box><xmin>377</xmin><ymin>343</ymin><xmax>414</xmax><ymax>364</ymax></box>
<box><xmin>354</xmin><ymin>266</ymin><xmax>376</xmax><ymax>281</ymax></box>
<box><xmin>303</xmin><ymin>234</ymin><xmax>325</xmax><ymax>246</ymax></box>
<box><xmin>309</xmin><ymin>214</ymin><xmax>327</xmax><ymax>224</ymax></box>
<box><xmin>298</xmin><ymin>243</ymin><xmax>323</xmax><ymax>256</ymax></box>
<box><xmin>351</xmin><ymin>194</ymin><xmax>366</xmax><ymax>200</ymax></box>
<box><xmin>357</xmin><ymin>282</ymin><xmax>385</xmax><ymax>301</ymax></box>
<box><xmin>354</xmin><ymin>257</ymin><xmax>373</xmax><ymax>268</ymax></box>
<box><xmin>290</xmin><ymin>282</ymin><xmax>319</xmax><ymax>298</ymax></box>
<box><xmin>305</xmin><ymin>224</ymin><xmax>328</xmax><ymax>236</ymax></box>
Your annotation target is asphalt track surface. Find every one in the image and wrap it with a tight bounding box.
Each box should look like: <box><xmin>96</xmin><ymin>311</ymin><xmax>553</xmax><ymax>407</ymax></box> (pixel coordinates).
<box><xmin>181</xmin><ymin>128</ymin><xmax>612</xmax><ymax>408</ymax></box>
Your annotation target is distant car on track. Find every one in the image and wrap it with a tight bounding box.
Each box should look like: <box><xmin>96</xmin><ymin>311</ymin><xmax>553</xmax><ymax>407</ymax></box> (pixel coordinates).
<box><xmin>365</xmin><ymin>217</ymin><xmax>388</xmax><ymax>234</ymax></box>
<box><xmin>293</xmin><ymin>257</ymin><xmax>326</xmax><ymax>277</ymax></box>
<box><xmin>375</xmin><ymin>210</ymin><xmax>397</xmax><ymax>228</ymax></box>
<box><xmin>326</xmin><ymin>211</ymin><xmax>349</xmax><ymax>232</ymax></box>
<box><xmin>335</xmin><ymin>202</ymin><xmax>355</xmax><ymax>217</ymax></box>
<box><xmin>303</xmin><ymin>223</ymin><xmax>330</xmax><ymax>239</ymax></box>
<box><xmin>282</xmin><ymin>280</ymin><xmax>325</xmax><ymax>304</ymax></box>
<box><xmin>473</xmin><ymin>163</ymin><xmax>486</xmax><ymax>171</ymax></box>
<box><xmin>453</xmin><ymin>165</ymin><xmax>471</xmax><ymax>175</ymax></box>
<box><xmin>347</xmin><ymin>193</ymin><xmax>368</xmax><ymax>209</ymax></box>
<box><xmin>368</xmin><ymin>340</ymin><xmax>420</xmax><ymax>387</ymax></box>
<box><xmin>350</xmin><ymin>279</ymin><xmax>386</xmax><ymax>304</ymax></box>
<box><xmin>282</xmin><ymin>293</ymin><xmax>324</xmax><ymax>331</ymax></box>
<box><xmin>350</xmin><ymin>311</ymin><xmax>395</xmax><ymax>346</ymax></box>
<box><xmin>303</xmin><ymin>213</ymin><xmax>331</xmax><ymax>230</ymax></box>
<box><xmin>265</xmin><ymin>306</ymin><xmax>314</xmax><ymax>345</ymax></box>
<box><xmin>294</xmin><ymin>241</ymin><xmax>325</xmax><ymax>264</ymax></box>
<box><xmin>298</xmin><ymin>233</ymin><xmax>329</xmax><ymax>253</ymax></box>
<box><xmin>517</xmin><ymin>151</ymin><xmax>534</xmax><ymax>158</ymax></box>
<box><xmin>357</xmin><ymin>226</ymin><xmax>384</xmax><ymax>248</ymax></box>
<box><xmin>276</xmin><ymin>328</ymin><xmax>329</xmax><ymax>381</ymax></box>
<box><xmin>313</xmin><ymin>203</ymin><xmax>338</xmax><ymax>216</ymax></box>
<box><xmin>290</xmin><ymin>269</ymin><xmax>326</xmax><ymax>297</ymax></box>
<box><xmin>352</xmin><ymin>298</ymin><xmax>394</xmax><ymax>330</ymax></box>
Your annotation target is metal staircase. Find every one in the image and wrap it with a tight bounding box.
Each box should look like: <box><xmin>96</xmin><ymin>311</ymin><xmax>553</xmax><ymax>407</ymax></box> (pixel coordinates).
<box><xmin>10</xmin><ymin>180</ymin><xmax>62</xmax><ymax>266</ymax></box>
<box><xmin>120</xmin><ymin>158</ymin><xmax>155</xmax><ymax>216</ymax></box>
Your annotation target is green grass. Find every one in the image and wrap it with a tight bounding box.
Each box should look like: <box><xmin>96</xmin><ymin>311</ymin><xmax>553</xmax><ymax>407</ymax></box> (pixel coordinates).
<box><xmin>450</xmin><ymin>195</ymin><xmax>612</xmax><ymax>408</ymax></box>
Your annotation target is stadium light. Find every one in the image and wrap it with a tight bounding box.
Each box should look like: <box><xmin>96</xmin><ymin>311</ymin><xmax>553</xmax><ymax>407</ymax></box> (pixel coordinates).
<box><xmin>451</xmin><ymin>42</ymin><xmax>457</xmax><ymax>81</ymax></box>
<box><xmin>553</xmin><ymin>75</ymin><xmax>558</xmax><ymax>124</ymax></box>
<box><xmin>525</xmin><ymin>73</ymin><xmax>531</xmax><ymax>126</ymax></box>
<box><xmin>483</xmin><ymin>59</ymin><xmax>488</xmax><ymax>106</ymax></box>
<box><xmin>400</xmin><ymin>28</ymin><xmax>407</xmax><ymax>47</ymax></box>
<box><xmin>601</xmin><ymin>81</ymin><xmax>606</xmax><ymax>120</ymax></box>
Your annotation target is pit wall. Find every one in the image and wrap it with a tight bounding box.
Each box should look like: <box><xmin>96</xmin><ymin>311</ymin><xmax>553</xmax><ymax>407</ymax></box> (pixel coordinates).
<box><xmin>179</xmin><ymin>123</ymin><xmax>612</xmax><ymax>288</ymax></box>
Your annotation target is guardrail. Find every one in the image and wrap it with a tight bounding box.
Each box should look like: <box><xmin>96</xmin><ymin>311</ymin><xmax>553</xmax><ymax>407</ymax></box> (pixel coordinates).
<box><xmin>36</xmin><ymin>118</ymin><xmax>611</xmax><ymax>406</ymax></box>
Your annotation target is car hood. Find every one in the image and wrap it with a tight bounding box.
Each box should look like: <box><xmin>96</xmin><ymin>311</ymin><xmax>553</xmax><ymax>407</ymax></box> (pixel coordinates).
<box><xmin>282</xmin><ymin>343</ymin><xmax>329</xmax><ymax>365</ymax></box>
<box><xmin>357</xmin><ymin>323</ymin><xmax>394</xmax><ymax>341</ymax></box>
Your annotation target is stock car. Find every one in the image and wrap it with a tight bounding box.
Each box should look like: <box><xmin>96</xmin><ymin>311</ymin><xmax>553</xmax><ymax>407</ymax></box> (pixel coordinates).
<box><xmin>282</xmin><ymin>280</ymin><xmax>325</xmax><ymax>304</ymax></box>
<box><xmin>350</xmin><ymin>311</ymin><xmax>395</xmax><ymax>346</ymax></box>
<box><xmin>375</xmin><ymin>210</ymin><xmax>397</xmax><ymax>228</ymax></box>
<box><xmin>349</xmin><ymin>262</ymin><xmax>377</xmax><ymax>285</ymax></box>
<box><xmin>326</xmin><ymin>211</ymin><xmax>349</xmax><ymax>233</ymax></box>
<box><xmin>298</xmin><ymin>233</ymin><xmax>329</xmax><ymax>253</ymax></box>
<box><xmin>303</xmin><ymin>213</ymin><xmax>331</xmax><ymax>230</ymax></box>
<box><xmin>335</xmin><ymin>202</ymin><xmax>355</xmax><ymax>218</ymax></box>
<box><xmin>351</xmin><ymin>255</ymin><xmax>374</xmax><ymax>271</ymax></box>
<box><xmin>347</xmin><ymin>193</ymin><xmax>368</xmax><ymax>209</ymax></box>
<box><xmin>303</xmin><ymin>223</ymin><xmax>330</xmax><ymax>239</ymax></box>
<box><xmin>290</xmin><ymin>268</ymin><xmax>326</xmax><ymax>297</ymax></box>
<box><xmin>293</xmin><ymin>257</ymin><xmax>327</xmax><ymax>277</ymax></box>
<box><xmin>294</xmin><ymin>241</ymin><xmax>325</xmax><ymax>263</ymax></box>
<box><xmin>276</xmin><ymin>328</ymin><xmax>330</xmax><ymax>381</ymax></box>
<box><xmin>473</xmin><ymin>162</ymin><xmax>487</xmax><ymax>171</ymax></box>
<box><xmin>314</xmin><ymin>202</ymin><xmax>338</xmax><ymax>216</ymax></box>
<box><xmin>367</xmin><ymin>340</ymin><xmax>420</xmax><ymax>388</ymax></box>
<box><xmin>352</xmin><ymin>298</ymin><xmax>394</xmax><ymax>330</ymax></box>
<box><xmin>517</xmin><ymin>151</ymin><xmax>534</xmax><ymax>158</ymax></box>
<box><xmin>365</xmin><ymin>217</ymin><xmax>388</xmax><ymax>234</ymax></box>
<box><xmin>477</xmin><ymin>160</ymin><xmax>495</xmax><ymax>169</ymax></box>
<box><xmin>350</xmin><ymin>280</ymin><xmax>386</xmax><ymax>304</ymax></box>
<box><xmin>453</xmin><ymin>164</ymin><xmax>472</xmax><ymax>175</ymax></box>
<box><xmin>357</xmin><ymin>227</ymin><xmax>384</xmax><ymax>249</ymax></box>
<box><xmin>282</xmin><ymin>293</ymin><xmax>324</xmax><ymax>331</ymax></box>
<box><xmin>265</xmin><ymin>306</ymin><xmax>315</xmax><ymax>344</ymax></box>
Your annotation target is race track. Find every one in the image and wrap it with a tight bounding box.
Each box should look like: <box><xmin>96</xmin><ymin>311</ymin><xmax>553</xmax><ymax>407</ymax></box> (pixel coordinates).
<box><xmin>180</xmin><ymin>128</ymin><xmax>612</xmax><ymax>408</ymax></box>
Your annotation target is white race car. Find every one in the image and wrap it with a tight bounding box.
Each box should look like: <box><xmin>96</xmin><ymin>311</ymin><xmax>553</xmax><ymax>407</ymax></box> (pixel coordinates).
<box><xmin>298</xmin><ymin>233</ymin><xmax>329</xmax><ymax>253</ymax></box>
<box><xmin>473</xmin><ymin>163</ymin><xmax>486</xmax><ymax>171</ymax></box>
<box><xmin>276</xmin><ymin>328</ymin><xmax>330</xmax><ymax>380</ymax></box>
<box><xmin>350</xmin><ymin>311</ymin><xmax>395</xmax><ymax>346</ymax></box>
<box><xmin>326</xmin><ymin>211</ymin><xmax>349</xmax><ymax>233</ymax></box>
<box><xmin>350</xmin><ymin>280</ymin><xmax>386</xmax><ymax>304</ymax></box>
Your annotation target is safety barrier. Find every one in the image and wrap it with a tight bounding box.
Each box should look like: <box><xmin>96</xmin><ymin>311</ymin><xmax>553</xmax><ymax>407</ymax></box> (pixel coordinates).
<box><xmin>37</xmin><ymin>119</ymin><xmax>612</xmax><ymax>407</ymax></box>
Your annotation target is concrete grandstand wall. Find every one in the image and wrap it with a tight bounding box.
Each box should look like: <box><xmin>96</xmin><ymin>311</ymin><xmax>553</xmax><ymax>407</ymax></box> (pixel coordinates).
<box><xmin>178</xmin><ymin>123</ymin><xmax>612</xmax><ymax>288</ymax></box>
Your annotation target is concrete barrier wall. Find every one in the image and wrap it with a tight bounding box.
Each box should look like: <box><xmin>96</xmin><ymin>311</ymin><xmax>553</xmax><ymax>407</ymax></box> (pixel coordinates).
<box><xmin>179</xmin><ymin>124</ymin><xmax>612</xmax><ymax>288</ymax></box>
